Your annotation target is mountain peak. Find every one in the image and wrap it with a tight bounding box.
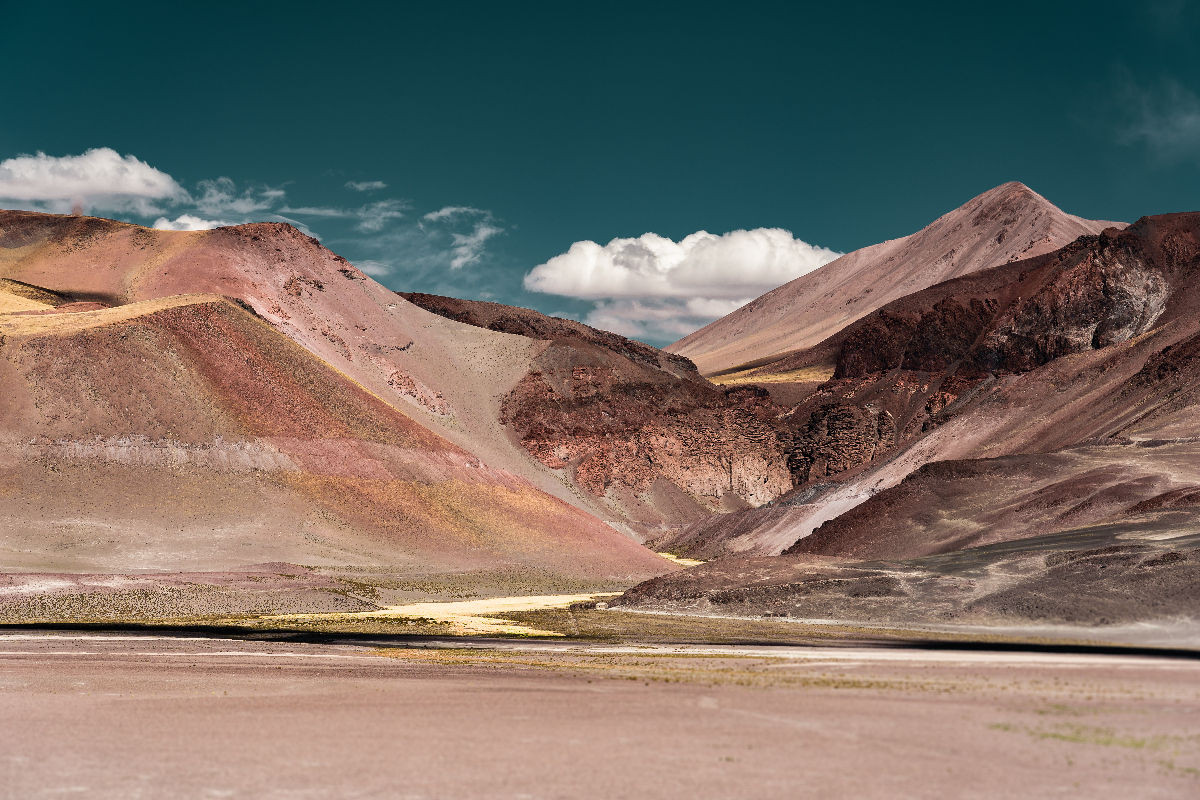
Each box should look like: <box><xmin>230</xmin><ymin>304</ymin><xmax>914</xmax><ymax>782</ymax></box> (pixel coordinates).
<box><xmin>959</xmin><ymin>181</ymin><xmax>1053</xmax><ymax>218</ymax></box>
<box><xmin>669</xmin><ymin>183</ymin><xmax>1123</xmax><ymax>374</ymax></box>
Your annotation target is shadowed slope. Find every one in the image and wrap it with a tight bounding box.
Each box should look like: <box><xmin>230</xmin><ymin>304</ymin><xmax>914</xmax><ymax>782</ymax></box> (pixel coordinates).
<box><xmin>402</xmin><ymin>292</ymin><xmax>793</xmax><ymax>534</ymax></box>
<box><xmin>655</xmin><ymin>213</ymin><xmax>1200</xmax><ymax>560</ymax></box>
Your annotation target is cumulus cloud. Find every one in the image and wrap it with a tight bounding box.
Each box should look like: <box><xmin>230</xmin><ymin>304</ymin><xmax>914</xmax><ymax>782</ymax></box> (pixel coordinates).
<box><xmin>346</xmin><ymin>180</ymin><xmax>387</xmax><ymax>192</ymax></box>
<box><xmin>523</xmin><ymin>228</ymin><xmax>840</xmax><ymax>342</ymax></box>
<box><xmin>152</xmin><ymin>214</ymin><xmax>230</xmax><ymax>231</ymax></box>
<box><xmin>525</xmin><ymin>228</ymin><xmax>840</xmax><ymax>300</ymax></box>
<box><xmin>0</xmin><ymin>147</ymin><xmax>185</xmax><ymax>215</ymax></box>
<box><xmin>1</xmin><ymin>146</ymin><xmax>503</xmax><ymax>287</ymax></box>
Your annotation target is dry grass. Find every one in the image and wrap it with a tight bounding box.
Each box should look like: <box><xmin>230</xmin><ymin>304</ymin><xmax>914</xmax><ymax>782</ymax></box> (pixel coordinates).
<box><xmin>709</xmin><ymin>365</ymin><xmax>835</xmax><ymax>386</ymax></box>
<box><xmin>0</xmin><ymin>293</ymin><xmax>224</xmax><ymax>336</ymax></box>
<box><xmin>658</xmin><ymin>552</ymin><xmax>705</xmax><ymax>567</ymax></box>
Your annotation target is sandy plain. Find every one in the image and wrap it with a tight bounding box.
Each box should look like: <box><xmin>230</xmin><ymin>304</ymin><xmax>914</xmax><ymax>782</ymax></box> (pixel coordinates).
<box><xmin>1</xmin><ymin>627</ymin><xmax>1198</xmax><ymax>799</ymax></box>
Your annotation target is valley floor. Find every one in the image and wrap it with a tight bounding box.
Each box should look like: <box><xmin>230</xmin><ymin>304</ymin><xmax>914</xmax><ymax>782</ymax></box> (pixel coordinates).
<box><xmin>1</xmin><ymin>629</ymin><xmax>1198</xmax><ymax>798</ymax></box>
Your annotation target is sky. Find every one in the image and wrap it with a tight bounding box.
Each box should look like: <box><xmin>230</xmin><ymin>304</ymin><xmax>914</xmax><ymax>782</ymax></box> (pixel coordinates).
<box><xmin>2</xmin><ymin>0</ymin><xmax>1198</xmax><ymax>345</ymax></box>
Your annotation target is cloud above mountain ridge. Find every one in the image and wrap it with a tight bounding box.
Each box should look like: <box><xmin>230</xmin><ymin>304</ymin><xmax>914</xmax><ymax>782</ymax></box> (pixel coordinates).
<box><xmin>0</xmin><ymin>148</ymin><xmax>185</xmax><ymax>215</ymax></box>
<box><xmin>0</xmin><ymin>147</ymin><xmax>506</xmax><ymax>276</ymax></box>
<box><xmin>524</xmin><ymin>228</ymin><xmax>841</xmax><ymax>342</ymax></box>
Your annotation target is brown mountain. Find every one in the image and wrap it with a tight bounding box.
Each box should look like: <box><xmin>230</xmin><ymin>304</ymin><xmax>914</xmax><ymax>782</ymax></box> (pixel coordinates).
<box><xmin>401</xmin><ymin>292</ymin><xmax>793</xmax><ymax>534</ymax></box>
<box><xmin>627</xmin><ymin>212</ymin><xmax>1200</xmax><ymax>625</ymax></box>
<box><xmin>667</xmin><ymin>182</ymin><xmax>1122</xmax><ymax>376</ymax></box>
<box><xmin>0</xmin><ymin>211</ymin><xmax>672</xmax><ymax>584</ymax></box>
<box><xmin>660</xmin><ymin>213</ymin><xmax>1200</xmax><ymax>558</ymax></box>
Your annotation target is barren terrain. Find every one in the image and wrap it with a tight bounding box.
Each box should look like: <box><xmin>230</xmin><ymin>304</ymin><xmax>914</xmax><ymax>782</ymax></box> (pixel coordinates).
<box><xmin>2</xmin><ymin>629</ymin><xmax>1197</xmax><ymax>799</ymax></box>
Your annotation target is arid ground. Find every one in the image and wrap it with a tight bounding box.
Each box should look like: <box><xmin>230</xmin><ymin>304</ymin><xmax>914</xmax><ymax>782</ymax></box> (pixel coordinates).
<box><xmin>2</xmin><ymin>614</ymin><xmax>1199</xmax><ymax>799</ymax></box>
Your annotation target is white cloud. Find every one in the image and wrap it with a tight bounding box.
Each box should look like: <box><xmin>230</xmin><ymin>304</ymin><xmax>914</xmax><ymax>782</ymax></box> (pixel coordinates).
<box><xmin>355</xmin><ymin>259</ymin><xmax>392</xmax><ymax>276</ymax></box>
<box><xmin>280</xmin><ymin>200</ymin><xmax>407</xmax><ymax>232</ymax></box>
<box><xmin>423</xmin><ymin>205</ymin><xmax>486</xmax><ymax>222</ymax></box>
<box><xmin>381</xmin><ymin>205</ymin><xmax>506</xmax><ymax>269</ymax></box>
<box><xmin>355</xmin><ymin>199</ymin><xmax>407</xmax><ymax>232</ymax></box>
<box><xmin>192</xmin><ymin>177</ymin><xmax>282</xmax><ymax>217</ymax></box>
<box><xmin>524</xmin><ymin>228</ymin><xmax>840</xmax><ymax>343</ymax></box>
<box><xmin>525</xmin><ymin>228</ymin><xmax>840</xmax><ymax>301</ymax></box>
<box><xmin>346</xmin><ymin>180</ymin><xmax>387</xmax><ymax>192</ymax></box>
<box><xmin>584</xmin><ymin>298</ymin><xmax>752</xmax><ymax>341</ymax></box>
<box><xmin>0</xmin><ymin>147</ymin><xmax>185</xmax><ymax>215</ymax></box>
<box><xmin>1116</xmin><ymin>74</ymin><xmax>1200</xmax><ymax>160</ymax></box>
<box><xmin>278</xmin><ymin>205</ymin><xmax>352</xmax><ymax>217</ymax></box>
<box><xmin>152</xmin><ymin>214</ymin><xmax>230</xmax><ymax>231</ymax></box>
<box><xmin>267</xmin><ymin>214</ymin><xmax>320</xmax><ymax>238</ymax></box>
<box><xmin>449</xmin><ymin>222</ymin><xmax>504</xmax><ymax>269</ymax></box>
<box><xmin>0</xmin><ymin>146</ymin><xmax>501</xmax><ymax>282</ymax></box>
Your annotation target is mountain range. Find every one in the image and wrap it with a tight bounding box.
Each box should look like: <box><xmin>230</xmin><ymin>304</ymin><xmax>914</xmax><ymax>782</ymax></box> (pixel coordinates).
<box><xmin>3</xmin><ymin>182</ymin><xmax>1198</xmax><ymax>630</ymax></box>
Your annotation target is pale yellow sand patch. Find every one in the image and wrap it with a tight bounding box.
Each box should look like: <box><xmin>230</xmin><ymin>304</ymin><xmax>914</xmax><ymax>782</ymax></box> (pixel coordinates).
<box><xmin>264</xmin><ymin>593</ymin><xmax>621</xmax><ymax>636</ymax></box>
<box><xmin>0</xmin><ymin>293</ymin><xmax>227</xmax><ymax>337</ymax></box>
<box><xmin>0</xmin><ymin>291</ymin><xmax>52</xmax><ymax>314</ymax></box>
<box><xmin>658</xmin><ymin>552</ymin><xmax>705</xmax><ymax>567</ymax></box>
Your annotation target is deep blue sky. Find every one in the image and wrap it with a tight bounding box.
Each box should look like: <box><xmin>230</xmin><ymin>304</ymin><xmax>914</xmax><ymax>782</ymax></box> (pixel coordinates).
<box><xmin>2</xmin><ymin>1</ymin><xmax>1198</xmax><ymax>343</ymax></box>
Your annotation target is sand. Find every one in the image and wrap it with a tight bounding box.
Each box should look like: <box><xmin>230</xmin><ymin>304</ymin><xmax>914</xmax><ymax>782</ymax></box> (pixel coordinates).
<box><xmin>263</xmin><ymin>593</ymin><xmax>623</xmax><ymax>636</ymax></box>
<box><xmin>1</xmin><ymin>631</ymin><xmax>1197</xmax><ymax>799</ymax></box>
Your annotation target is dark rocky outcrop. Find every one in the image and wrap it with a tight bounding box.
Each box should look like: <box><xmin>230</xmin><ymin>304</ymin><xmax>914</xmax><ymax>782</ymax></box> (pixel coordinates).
<box><xmin>403</xmin><ymin>292</ymin><xmax>795</xmax><ymax>527</ymax></box>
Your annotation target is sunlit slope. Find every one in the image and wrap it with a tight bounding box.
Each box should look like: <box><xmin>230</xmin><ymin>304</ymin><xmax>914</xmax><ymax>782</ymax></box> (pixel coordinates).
<box><xmin>0</xmin><ymin>293</ymin><xmax>672</xmax><ymax>580</ymax></box>
<box><xmin>0</xmin><ymin>210</ymin><xmax>611</xmax><ymax>525</ymax></box>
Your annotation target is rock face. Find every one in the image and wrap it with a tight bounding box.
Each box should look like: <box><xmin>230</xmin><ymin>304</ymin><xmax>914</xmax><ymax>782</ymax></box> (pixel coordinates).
<box><xmin>767</xmin><ymin>216</ymin><xmax>1188</xmax><ymax>488</ymax></box>
<box><xmin>830</xmin><ymin>233</ymin><xmax>1169</xmax><ymax>380</ymax></box>
<box><xmin>668</xmin><ymin>182</ymin><xmax>1123</xmax><ymax>375</ymax></box>
<box><xmin>402</xmin><ymin>293</ymin><xmax>794</xmax><ymax>532</ymax></box>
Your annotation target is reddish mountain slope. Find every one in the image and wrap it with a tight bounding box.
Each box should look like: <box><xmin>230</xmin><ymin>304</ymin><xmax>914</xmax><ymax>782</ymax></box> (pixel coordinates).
<box><xmin>401</xmin><ymin>293</ymin><xmax>793</xmax><ymax>532</ymax></box>
<box><xmin>0</xmin><ymin>211</ymin><xmax>594</xmax><ymax>522</ymax></box>
<box><xmin>0</xmin><ymin>211</ymin><xmax>801</xmax><ymax>538</ymax></box>
<box><xmin>668</xmin><ymin>182</ymin><xmax>1123</xmax><ymax>375</ymax></box>
<box><xmin>0</xmin><ymin>217</ymin><xmax>674</xmax><ymax>583</ymax></box>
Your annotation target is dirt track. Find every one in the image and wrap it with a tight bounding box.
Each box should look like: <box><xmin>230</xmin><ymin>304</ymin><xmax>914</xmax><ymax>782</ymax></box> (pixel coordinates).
<box><xmin>1</xmin><ymin>631</ymin><xmax>1197</xmax><ymax>798</ymax></box>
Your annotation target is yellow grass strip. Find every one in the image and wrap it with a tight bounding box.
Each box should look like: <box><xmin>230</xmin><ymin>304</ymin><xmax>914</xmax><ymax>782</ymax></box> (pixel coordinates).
<box><xmin>709</xmin><ymin>365</ymin><xmax>835</xmax><ymax>386</ymax></box>
<box><xmin>658</xmin><ymin>552</ymin><xmax>705</xmax><ymax>567</ymax></box>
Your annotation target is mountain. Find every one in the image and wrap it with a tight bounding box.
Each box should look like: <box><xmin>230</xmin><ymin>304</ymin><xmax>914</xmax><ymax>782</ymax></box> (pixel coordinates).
<box><xmin>659</xmin><ymin>212</ymin><xmax>1200</xmax><ymax>557</ymax></box>
<box><xmin>626</xmin><ymin>212</ymin><xmax>1200</xmax><ymax>626</ymax></box>
<box><xmin>401</xmin><ymin>292</ymin><xmax>793</xmax><ymax>534</ymax></box>
<box><xmin>0</xmin><ymin>211</ymin><xmax>673</xmax><ymax>585</ymax></box>
<box><xmin>667</xmin><ymin>182</ymin><xmax>1123</xmax><ymax>376</ymax></box>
